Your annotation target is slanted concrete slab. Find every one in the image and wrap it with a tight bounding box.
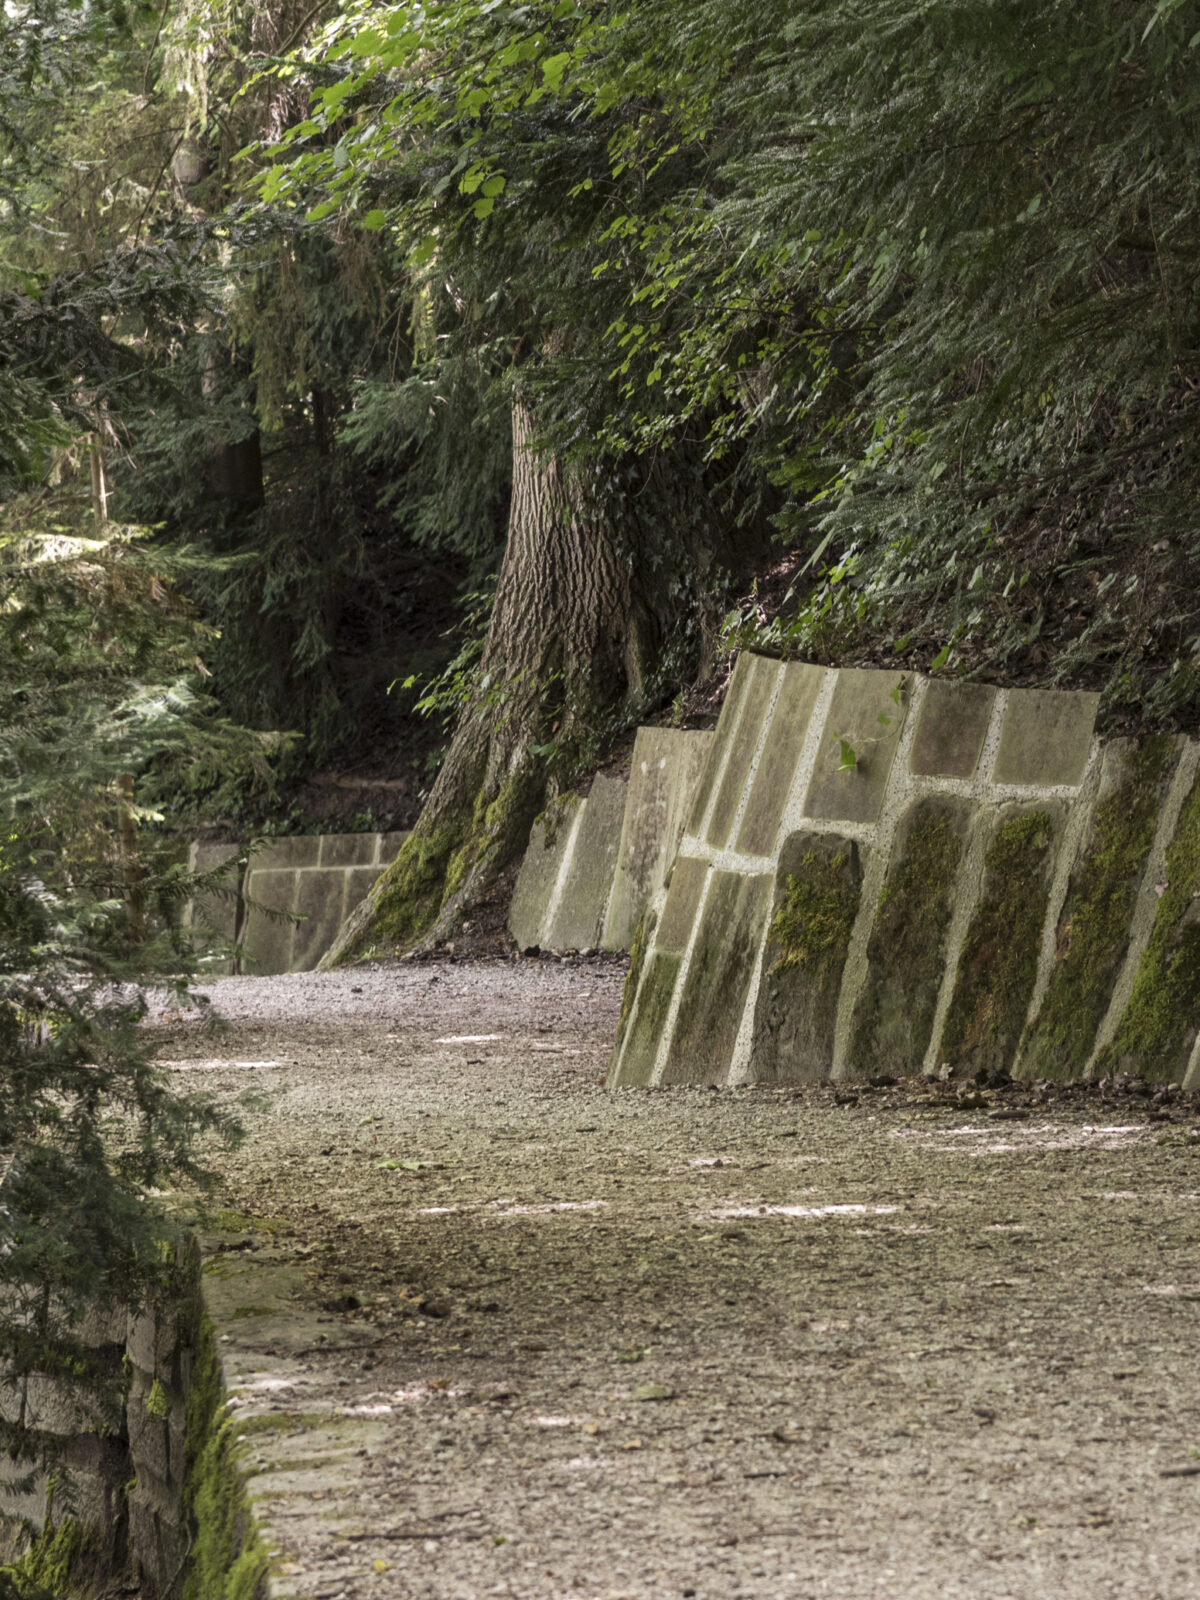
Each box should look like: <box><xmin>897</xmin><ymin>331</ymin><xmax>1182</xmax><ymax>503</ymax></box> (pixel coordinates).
<box><xmin>604</xmin><ymin>728</ymin><xmax>712</xmax><ymax>950</ymax></box>
<box><xmin>909</xmin><ymin>681</ymin><xmax>996</xmax><ymax>779</ymax></box>
<box><xmin>706</xmin><ymin>654</ymin><xmax>781</xmax><ymax>849</ymax></box>
<box><xmin>542</xmin><ymin>775</ymin><xmax>628</xmax><ymax>951</ymax></box>
<box><xmin>379</xmin><ymin>831</ymin><xmax>410</xmax><ymax>863</ymax></box>
<box><xmin>735</xmin><ymin>662</ymin><xmax>826</xmax><ymax>857</ymax></box>
<box><xmin>1096</xmin><ymin>755</ymin><xmax>1200</xmax><ymax>1084</ymax></box>
<box><xmin>241</xmin><ymin>867</ymin><xmax>300</xmax><ymax>977</ymax></box>
<box><xmin>292</xmin><ymin>871</ymin><xmax>351</xmax><ymax>972</ymax></box>
<box><xmin>686</xmin><ymin>653</ymin><xmax>756</xmax><ymax>836</ymax></box>
<box><xmin>508</xmin><ymin>795</ymin><xmax>583</xmax><ymax>952</ymax></box>
<box><xmin>1022</xmin><ymin>737</ymin><xmax>1181</xmax><ymax>1082</ymax></box>
<box><xmin>318</xmin><ymin>834</ymin><xmax>378</xmax><ymax>869</ymax></box>
<box><xmin>941</xmin><ymin>804</ymin><xmax>1063</xmax><ymax>1077</ymax></box>
<box><xmin>993</xmin><ymin>688</ymin><xmax>1099</xmax><ymax>788</ymax></box>
<box><xmin>608</xmin><ymin>855</ymin><xmax>710</xmax><ymax>1087</ymax></box>
<box><xmin>803</xmin><ymin>669</ymin><xmax>910</xmax><ymax>824</ymax></box>
<box><xmin>847</xmin><ymin>798</ymin><xmax>970</xmax><ymax>1077</ymax></box>
<box><xmin>661</xmin><ymin>869</ymin><xmax>773</xmax><ymax>1085</ymax></box>
<box><xmin>751</xmin><ymin>832</ymin><xmax>864</xmax><ymax>1082</ymax></box>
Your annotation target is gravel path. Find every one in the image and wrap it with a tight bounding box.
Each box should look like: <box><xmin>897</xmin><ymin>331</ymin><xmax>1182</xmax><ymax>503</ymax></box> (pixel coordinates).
<box><xmin>154</xmin><ymin>960</ymin><xmax>1200</xmax><ymax>1600</ymax></box>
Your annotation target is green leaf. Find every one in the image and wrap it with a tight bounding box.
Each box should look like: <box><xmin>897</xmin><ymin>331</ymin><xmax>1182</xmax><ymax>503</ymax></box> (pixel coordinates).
<box><xmin>930</xmin><ymin>644</ymin><xmax>951</xmax><ymax>672</ymax></box>
<box><xmin>362</xmin><ymin>209</ymin><xmax>387</xmax><ymax>231</ymax></box>
<box><xmin>480</xmin><ymin>174</ymin><xmax>506</xmax><ymax>198</ymax></box>
<box><xmin>541</xmin><ymin>51</ymin><xmax>571</xmax><ymax>90</ymax></box>
<box><xmin>473</xmin><ymin>196</ymin><xmax>495</xmax><ymax>219</ymax></box>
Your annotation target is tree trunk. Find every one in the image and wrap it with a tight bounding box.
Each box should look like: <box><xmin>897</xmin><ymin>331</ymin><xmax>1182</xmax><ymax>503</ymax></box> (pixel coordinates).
<box><xmin>324</xmin><ymin>402</ymin><xmax>726</xmax><ymax>964</ymax></box>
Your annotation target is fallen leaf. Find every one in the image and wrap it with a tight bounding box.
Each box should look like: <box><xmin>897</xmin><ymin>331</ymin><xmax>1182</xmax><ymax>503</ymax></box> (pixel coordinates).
<box><xmin>634</xmin><ymin>1383</ymin><xmax>676</xmax><ymax>1402</ymax></box>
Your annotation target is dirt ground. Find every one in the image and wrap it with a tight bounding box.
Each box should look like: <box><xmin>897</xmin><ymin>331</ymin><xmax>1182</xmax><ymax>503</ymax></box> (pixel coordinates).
<box><xmin>152</xmin><ymin>958</ymin><xmax>1200</xmax><ymax>1600</ymax></box>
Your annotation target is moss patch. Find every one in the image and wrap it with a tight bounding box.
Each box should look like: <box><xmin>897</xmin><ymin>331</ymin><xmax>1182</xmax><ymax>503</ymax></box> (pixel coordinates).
<box><xmin>610</xmin><ymin>950</ymin><xmax>681</xmax><ymax>1086</ymax></box>
<box><xmin>1025</xmin><ymin>736</ymin><xmax>1177</xmax><ymax>1080</ymax></box>
<box><xmin>1097</xmin><ymin>763</ymin><xmax>1200</xmax><ymax>1083</ymax></box>
<box><xmin>751</xmin><ymin>834</ymin><xmax>863</xmax><ymax>1083</ymax></box>
<box><xmin>181</xmin><ymin>1316</ymin><xmax>269</xmax><ymax>1600</ymax></box>
<box><xmin>941</xmin><ymin>809</ymin><xmax>1055</xmax><ymax>1077</ymax></box>
<box><xmin>0</xmin><ymin>1521</ymin><xmax>93</xmax><ymax>1599</ymax></box>
<box><xmin>848</xmin><ymin>799</ymin><xmax>967</xmax><ymax>1076</ymax></box>
<box><xmin>363</xmin><ymin>823</ymin><xmax>464</xmax><ymax>954</ymax></box>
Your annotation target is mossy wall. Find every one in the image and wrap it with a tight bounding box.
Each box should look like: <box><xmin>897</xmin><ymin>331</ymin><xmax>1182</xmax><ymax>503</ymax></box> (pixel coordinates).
<box><xmin>847</xmin><ymin>799</ymin><xmax>968</xmax><ymax>1075</ymax></box>
<box><xmin>1097</xmin><ymin>763</ymin><xmax>1200</xmax><ymax>1083</ymax></box>
<box><xmin>941</xmin><ymin>809</ymin><xmax>1057</xmax><ymax>1077</ymax></box>
<box><xmin>751</xmin><ymin>834</ymin><xmax>863</xmax><ymax>1082</ymax></box>
<box><xmin>1023</xmin><ymin>736</ymin><xmax>1178</xmax><ymax>1080</ymax></box>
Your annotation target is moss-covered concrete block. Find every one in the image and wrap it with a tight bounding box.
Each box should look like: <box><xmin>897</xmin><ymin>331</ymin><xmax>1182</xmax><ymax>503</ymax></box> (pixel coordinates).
<box><xmin>541</xmin><ymin>774</ymin><xmax>627</xmax><ymax>951</ymax></box>
<box><xmin>291</xmin><ymin>870</ymin><xmax>354</xmax><ymax>972</ymax></box>
<box><xmin>1097</xmin><ymin>759</ymin><xmax>1200</xmax><ymax>1083</ymax></box>
<box><xmin>686</xmin><ymin>652</ymin><xmax>756</xmax><ymax>836</ymax></box>
<box><xmin>705</xmin><ymin>653</ymin><xmax>781</xmax><ymax>848</ymax></box>
<box><xmin>605</xmin><ymin>728</ymin><xmax>712</xmax><ymax>950</ymax></box>
<box><xmin>848</xmin><ymin>798</ymin><xmax>970</xmax><ymax>1076</ymax></box>
<box><xmin>240</xmin><ymin>868</ymin><xmax>299</xmax><ymax>977</ymax></box>
<box><xmin>992</xmin><ymin>688</ymin><xmax>1099</xmax><ymax>787</ymax></box>
<box><xmin>507</xmin><ymin>794</ymin><xmax>581</xmax><ymax>951</ymax></box>
<box><xmin>750</xmin><ymin>833</ymin><xmax>864</xmax><ymax>1082</ymax></box>
<box><xmin>941</xmin><ymin>806</ymin><xmax>1060</xmax><ymax>1076</ymax></box>
<box><xmin>1021</xmin><ymin>736</ymin><xmax>1179</xmax><ymax>1080</ymax></box>
<box><xmin>607</xmin><ymin>856</ymin><xmax>710</xmax><ymax>1086</ymax></box>
<box><xmin>803</xmin><ymin>670</ymin><xmax>910</xmax><ymax>824</ymax></box>
<box><xmin>908</xmin><ymin>681</ymin><xmax>996</xmax><ymax>779</ymax></box>
<box><xmin>734</xmin><ymin>662</ymin><xmax>826</xmax><ymax>857</ymax></box>
<box><xmin>661</xmin><ymin>869</ymin><xmax>773</xmax><ymax>1084</ymax></box>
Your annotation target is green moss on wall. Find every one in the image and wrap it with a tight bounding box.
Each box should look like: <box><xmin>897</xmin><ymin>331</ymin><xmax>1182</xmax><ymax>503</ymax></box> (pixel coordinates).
<box><xmin>848</xmin><ymin>799</ymin><xmax>967</xmax><ymax>1075</ymax></box>
<box><xmin>1026</xmin><ymin>736</ymin><xmax>1177</xmax><ymax>1080</ymax></box>
<box><xmin>751</xmin><ymin>834</ymin><xmax>863</xmax><ymax>1082</ymax></box>
<box><xmin>0</xmin><ymin>1521</ymin><xmax>90</xmax><ymax>1599</ymax></box>
<box><xmin>767</xmin><ymin>853</ymin><xmax>858</xmax><ymax>979</ymax></box>
<box><xmin>181</xmin><ymin>1316</ymin><xmax>268</xmax><ymax>1600</ymax></box>
<box><xmin>941</xmin><ymin>809</ymin><xmax>1055</xmax><ymax>1077</ymax></box>
<box><xmin>1097</xmin><ymin>764</ymin><xmax>1200</xmax><ymax>1083</ymax></box>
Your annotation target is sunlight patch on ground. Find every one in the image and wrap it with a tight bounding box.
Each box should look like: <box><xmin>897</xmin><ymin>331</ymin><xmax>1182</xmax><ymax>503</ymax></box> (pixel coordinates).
<box><xmin>710</xmin><ymin>1203</ymin><xmax>901</xmax><ymax>1221</ymax></box>
<box><xmin>418</xmin><ymin>1199</ymin><xmax>608</xmax><ymax>1217</ymax></box>
<box><xmin>157</xmin><ymin>1058</ymin><xmax>281</xmax><ymax>1071</ymax></box>
<box><xmin>434</xmin><ymin>1034</ymin><xmax>504</xmax><ymax>1044</ymax></box>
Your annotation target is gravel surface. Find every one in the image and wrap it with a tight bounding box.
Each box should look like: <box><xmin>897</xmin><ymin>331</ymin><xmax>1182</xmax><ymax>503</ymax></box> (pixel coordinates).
<box><xmin>152</xmin><ymin>960</ymin><xmax>1200</xmax><ymax>1600</ymax></box>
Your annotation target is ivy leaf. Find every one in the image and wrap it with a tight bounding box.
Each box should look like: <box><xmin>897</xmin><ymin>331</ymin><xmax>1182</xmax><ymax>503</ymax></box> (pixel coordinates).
<box><xmin>362</xmin><ymin>209</ymin><xmax>387</xmax><ymax>231</ymax></box>
<box><xmin>474</xmin><ymin>196</ymin><xmax>496</xmax><ymax>219</ymax></box>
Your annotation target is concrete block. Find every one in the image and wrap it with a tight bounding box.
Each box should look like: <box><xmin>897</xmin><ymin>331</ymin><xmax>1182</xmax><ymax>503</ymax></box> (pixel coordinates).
<box><xmin>941</xmin><ymin>804</ymin><xmax>1062</xmax><ymax>1077</ymax></box>
<box><xmin>610</xmin><ymin>952</ymin><xmax>684</xmax><ymax>1087</ymax></box>
<box><xmin>706</xmin><ymin>654</ymin><xmax>781</xmax><ymax>849</ymax></box>
<box><xmin>318</xmin><ymin>834</ymin><xmax>378</xmax><ymax>869</ymax></box>
<box><xmin>184</xmin><ymin>842</ymin><xmax>242</xmax><ymax>953</ymax></box>
<box><xmin>751</xmin><ymin>833</ymin><xmax>864</xmax><ymax>1082</ymax></box>
<box><xmin>735</xmin><ymin>662</ymin><xmax>825</xmax><ymax>856</ymax></box>
<box><xmin>542</xmin><ymin>775</ymin><xmax>628</xmax><ymax>951</ymax></box>
<box><xmin>992</xmin><ymin>688</ymin><xmax>1099</xmax><ymax>787</ymax></box>
<box><xmin>661</xmin><ymin>870</ymin><xmax>773</xmax><ymax>1085</ymax></box>
<box><xmin>803</xmin><ymin>669</ymin><xmax>910</xmax><ymax>824</ymax></box>
<box><xmin>604</xmin><ymin>729</ymin><xmax>712</xmax><ymax>950</ymax></box>
<box><xmin>909</xmin><ymin>681</ymin><xmax>996</xmax><ymax>779</ymax></box>
<box><xmin>291</xmin><ymin>869</ymin><xmax>353</xmax><ymax>972</ymax></box>
<box><xmin>378</xmin><ymin>831</ymin><xmax>411</xmax><ymax>864</ymax></box>
<box><xmin>508</xmin><ymin>795</ymin><xmax>583</xmax><ymax>951</ymax></box>
<box><xmin>847</xmin><ymin>798</ymin><xmax>971</xmax><ymax>1076</ymax></box>
<box><xmin>686</xmin><ymin>652</ymin><xmax>756</xmax><ymax>836</ymax></box>
<box><xmin>240</xmin><ymin>868</ymin><xmax>298</xmax><ymax>976</ymax></box>
<box><xmin>607</xmin><ymin>856</ymin><xmax>710</xmax><ymax>1086</ymax></box>
<box><xmin>1023</xmin><ymin>737</ymin><xmax>1181</xmax><ymax>1081</ymax></box>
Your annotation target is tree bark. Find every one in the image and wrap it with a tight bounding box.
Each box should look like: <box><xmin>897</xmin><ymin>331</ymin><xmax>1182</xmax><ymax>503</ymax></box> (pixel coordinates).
<box><xmin>324</xmin><ymin>401</ymin><xmax>731</xmax><ymax>963</ymax></box>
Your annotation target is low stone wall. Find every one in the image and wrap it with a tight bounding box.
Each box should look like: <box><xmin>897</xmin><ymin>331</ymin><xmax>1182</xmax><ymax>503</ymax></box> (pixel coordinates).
<box><xmin>508</xmin><ymin>728</ymin><xmax>712</xmax><ymax>954</ymax></box>
<box><xmin>611</xmin><ymin>653</ymin><xmax>1200</xmax><ymax>1089</ymax></box>
<box><xmin>187</xmin><ymin>832</ymin><xmax>408</xmax><ymax>976</ymax></box>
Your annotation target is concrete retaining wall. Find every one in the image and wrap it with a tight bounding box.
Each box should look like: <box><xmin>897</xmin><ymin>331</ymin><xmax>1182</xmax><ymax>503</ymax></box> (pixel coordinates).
<box><xmin>187</xmin><ymin>832</ymin><xmax>408</xmax><ymax>975</ymax></box>
<box><xmin>508</xmin><ymin>728</ymin><xmax>712</xmax><ymax>954</ymax></box>
<box><xmin>610</xmin><ymin>653</ymin><xmax>1200</xmax><ymax>1089</ymax></box>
